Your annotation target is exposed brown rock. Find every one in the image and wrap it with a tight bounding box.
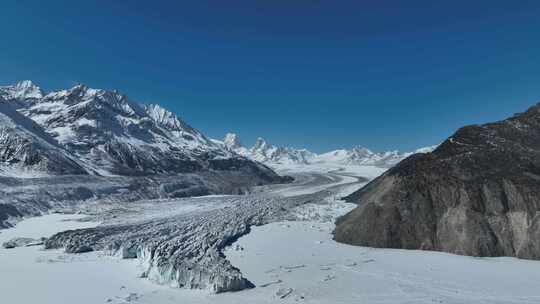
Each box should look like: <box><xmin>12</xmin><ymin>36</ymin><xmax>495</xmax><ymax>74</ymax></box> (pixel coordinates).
<box><xmin>334</xmin><ymin>103</ymin><xmax>540</xmax><ymax>259</ymax></box>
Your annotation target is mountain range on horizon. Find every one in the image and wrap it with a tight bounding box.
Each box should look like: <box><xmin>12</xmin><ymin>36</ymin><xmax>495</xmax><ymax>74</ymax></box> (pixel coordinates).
<box><xmin>218</xmin><ymin>132</ymin><xmax>436</xmax><ymax>168</ymax></box>
<box><xmin>0</xmin><ymin>80</ymin><xmax>436</xmax><ymax>176</ymax></box>
<box><xmin>0</xmin><ymin>80</ymin><xmax>279</xmax><ymax>180</ymax></box>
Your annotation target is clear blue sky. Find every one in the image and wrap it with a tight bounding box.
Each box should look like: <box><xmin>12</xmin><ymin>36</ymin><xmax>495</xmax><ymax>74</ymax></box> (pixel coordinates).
<box><xmin>2</xmin><ymin>1</ymin><xmax>540</xmax><ymax>152</ymax></box>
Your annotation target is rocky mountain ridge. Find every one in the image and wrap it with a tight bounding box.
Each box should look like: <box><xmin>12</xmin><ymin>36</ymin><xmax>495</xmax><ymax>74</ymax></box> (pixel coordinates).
<box><xmin>334</xmin><ymin>102</ymin><xmax>540</xmax><ymax>259</ymax></box>
<box><xmin>0</xmin><ymin>81</ymin><xmax>278</xmax><ymax>178</ymax></box>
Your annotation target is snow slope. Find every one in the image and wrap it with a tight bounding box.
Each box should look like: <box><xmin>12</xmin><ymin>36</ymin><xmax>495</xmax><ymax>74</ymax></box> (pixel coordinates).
<box><xmin>225</xmin><ymin>221</ymin><xmax>540</xmax><ymax>304</ymax></box>
<box><xmin>0</xmin><ymin>98</ymin><xmax>87</xmax><ymax>176</ymax></box>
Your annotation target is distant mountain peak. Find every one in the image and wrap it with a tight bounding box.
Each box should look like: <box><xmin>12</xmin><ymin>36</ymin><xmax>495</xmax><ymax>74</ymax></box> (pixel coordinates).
<box><xmin>219</xmin><ymin>135</ymin><xmax>315</xmax><ymax>165</ymax></box>
<box><xmin>220</xmin><ymin>132</ymin><xmax>436</xmax><ymax>168</ymax></box>
<box><xmin>0</xmin><ymin>80</ymin><xmax>43</xmax><ymax>100</ymax></box>
<box><xmin>223</xmin><ymin>133</ymin><xmax>242</xmax><ymax>150</ymax></box>
<box><xmin>145</xmin><ymin>104</ymin><xmax>189</xmax><ymax>131</ymax></box>
<box><xmin>253</xmin><ymin>137</ymin><xmax>267</xmax><ymax>150</ymax></box>
<box><xmin>350</xmin><ymin>146</ymin><xmax>375</xmax><ymax>157</ymax></box>
<box><xmin>15</xmin><ymin>80</ymin><xmax>38</xmax><ymax>90</ymax></box>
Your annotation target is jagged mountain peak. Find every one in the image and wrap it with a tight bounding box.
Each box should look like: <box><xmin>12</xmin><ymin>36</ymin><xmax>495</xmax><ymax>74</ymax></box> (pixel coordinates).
<box><xmin>223</xmin><ymin>133</ymin><xmax>242</xmax><ymax>150</ymax></box>
<box><xmin>145</xmin><ymin>104</ymin><xmax>191</xmax><ymax>132</ymax></box>
<box><xmin>253</xmin><ymin>137</ymin><xmax>268</xmax><ymax>150</ymax></box>
<box><xmin>43</xmin><ymin>83</ymin><xmax>141</xmax><ymax>116</ymax></box>
<box><xmin>349</xmin><ymin>146</ymin><xmax>375</xmax><ymax>156</ymax></box>
<box><xmin>15</xmin><ymin>80</ymin><xmax>40</xmax><ymax>91</ymax></box>
<box><xmin>220</xmin><ymin>135</ymin><xmax>315</xmax><ymax>165</ymax></box>
<box><xmin>222</xmin><ymin>133</ymin><xmax>436</xmax><ymax>168</ymax></box>
<box><xmin>0</xmin><ymin>80</ymin><xmax>44</xmax><ymax>100</ymax></box>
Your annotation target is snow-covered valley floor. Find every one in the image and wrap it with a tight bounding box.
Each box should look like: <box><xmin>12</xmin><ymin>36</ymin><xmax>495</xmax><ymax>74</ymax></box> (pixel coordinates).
<box><xmin>225</xmin><ymin>221</ymin><xmax>540</xmax><ymax>304</ymax></box>
<box><xmin>1</xmin><ymin>165</ymin><xmax>540</xmax><ymax>303</ymax></box>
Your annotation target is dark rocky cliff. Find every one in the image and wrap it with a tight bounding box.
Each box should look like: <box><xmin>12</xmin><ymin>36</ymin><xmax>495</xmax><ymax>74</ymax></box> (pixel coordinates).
<box><xmin>334</xmin><ymin>103</ymin><xmax>540</xmax><ymax>259</ymax></box>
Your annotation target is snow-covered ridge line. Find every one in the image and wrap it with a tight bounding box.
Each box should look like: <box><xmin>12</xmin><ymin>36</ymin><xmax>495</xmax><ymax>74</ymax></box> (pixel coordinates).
<box><xmin>0</xmin><ymin>80</ymin><xmax>281</xmax><ymax>178</ymax></box>
<box><xmin>1</xmin><ymin>80</ymin><xmax>435</xmax><ymax>173</ymax></box>
<box><xmin>217</xmin><ymin>132</ymin><xmax>437</xmax><ymax>168</ymax></box>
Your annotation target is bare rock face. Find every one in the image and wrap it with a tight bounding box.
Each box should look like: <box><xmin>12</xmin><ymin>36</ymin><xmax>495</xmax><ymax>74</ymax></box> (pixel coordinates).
<box><xmin>334</xmin><ymin>103</ymin><xmax>540</xmax><ymax>259</ymax></box>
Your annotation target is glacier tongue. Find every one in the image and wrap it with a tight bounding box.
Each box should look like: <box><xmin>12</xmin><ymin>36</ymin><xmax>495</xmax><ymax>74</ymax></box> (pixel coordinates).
<box><xmin>44</xmin><ymin>170</ymin><xmax>361</xmax><ymax>293</ymax></box>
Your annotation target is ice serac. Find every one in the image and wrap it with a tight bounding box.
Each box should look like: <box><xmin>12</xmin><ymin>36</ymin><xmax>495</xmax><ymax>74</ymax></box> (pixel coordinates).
<box><xmin>334</xmin><ymin>102</ymin><xmax>540</xmax><ymax>259</ymax></box>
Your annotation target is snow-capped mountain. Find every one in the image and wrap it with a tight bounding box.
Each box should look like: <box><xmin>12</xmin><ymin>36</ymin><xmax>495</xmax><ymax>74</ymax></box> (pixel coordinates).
<box><xmin>249</xmin><ymin>137</ymin><xmax>316</xmax><ymax>164</ymax></box>
<box><xmin>223</xmin><ymin>133</ymin><xmax>250</xmax><ymax>156</ymax></box>
<box><xmin>314</xmin><ymin>146</ymin><xmax>436</xmax><ymax>167</ymax></box>
<box><xmin>221</xmin><ymin>133</ymin><xmax>316</xmax><ymax>165</ymax></box>
<box><xmin>0</xmin><ymin>98</ymin><xmax>87</xmax><ymax>177</ymax></box>
<box><xmin>220</xmin><ymin>133</ymin><xmax>436</xmax><ymax>168</ymax></box>
<box><xmin>0</xmin><ymin>80</ymin><xmax>434</xmax><ymax>176</ymax></box>
<box><xmin>0</xmin><ymin>80</ymin><xmax>43</xmax><ymax>101</ymax></box>
<box><xmin>0</xmin><ymin>81</ymin><xmax>278</xmax><ymax>178</ymax></box>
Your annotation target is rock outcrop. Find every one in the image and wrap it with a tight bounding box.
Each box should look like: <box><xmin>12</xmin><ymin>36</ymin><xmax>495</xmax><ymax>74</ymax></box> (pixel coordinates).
<box><xmin>334</xmin><ymin>103</ymin><xmax>540</xmax><ymax>259</ymax></box>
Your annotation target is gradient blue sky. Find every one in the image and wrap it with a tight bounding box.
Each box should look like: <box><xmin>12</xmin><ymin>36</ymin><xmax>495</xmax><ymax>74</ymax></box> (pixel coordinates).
<box><xmin>2</xmin><ymin>1</ymin><xmax>540</xmax><ymax>152</ymax></box>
